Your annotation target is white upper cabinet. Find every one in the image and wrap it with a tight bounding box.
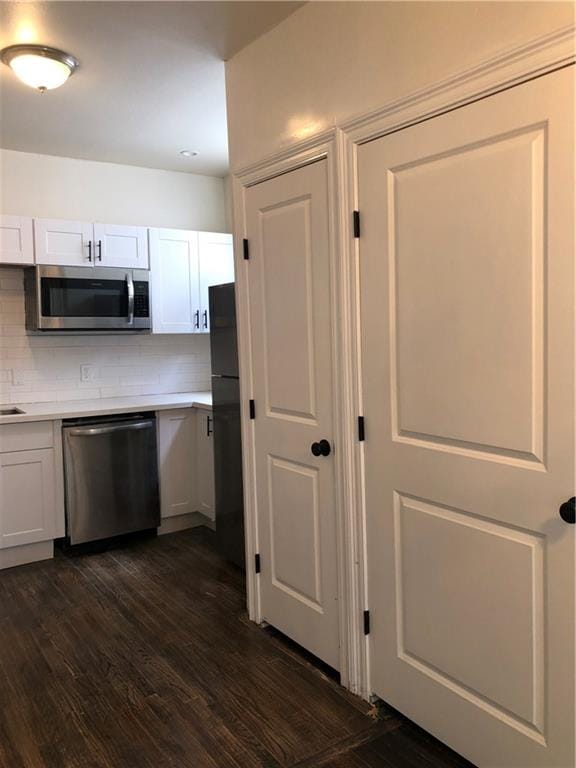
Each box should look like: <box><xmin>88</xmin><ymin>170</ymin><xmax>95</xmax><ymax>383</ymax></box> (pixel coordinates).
<box><xmin>94</xmin><ymin>223</ymin><xmax>149</xmax><ymax>269</ymax></box>
<box><xmin>0</xmin><ymin>215</ymin><xmax>34</xmax><ymax>265</ymax></box>
<box><xmin>149</xmin><ymin>228</ymin><xmax>200</xmax><ymax>334</ymax></box>
<box><xmin>34</xmin><ymin>218</ymin><xmax>94</xmax><ymax>267</ymax></box>
<box><xmin>198</xmin><ymin>232</ymin><xmax>234</xmax><ymax>333</ymax></box>
<box><xmin>149</xmin><ymin>229</ymin><xmax>233</xmax><ymax>335</ymax></box>
<box><xmin>34</xmin><ymin>218</ymin><xmax>149</xmax><ymax>269</ymax></box>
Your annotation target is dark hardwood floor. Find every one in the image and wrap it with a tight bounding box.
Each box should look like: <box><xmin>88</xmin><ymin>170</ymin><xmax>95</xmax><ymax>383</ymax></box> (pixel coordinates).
<box><xmin>0</xmin><ymin>529</ymin><xmax>473</xmax><ymax>768</ymax></box>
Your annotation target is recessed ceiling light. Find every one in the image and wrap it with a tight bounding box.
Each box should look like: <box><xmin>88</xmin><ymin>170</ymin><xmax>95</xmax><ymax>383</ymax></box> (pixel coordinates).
<box><xmin>180</xmin><ymin>150</ymin><xmax>199</xmax><ymax>158</ymax></box>
<box><xmin>0</xmin><ymin>44</ymin><xmax>79</xmax><ymax>93</ymax></box>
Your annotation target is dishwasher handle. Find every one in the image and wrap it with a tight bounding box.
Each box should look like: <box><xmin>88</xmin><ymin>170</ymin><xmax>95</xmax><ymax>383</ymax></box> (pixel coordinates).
<box><xmin>67</xmin><ymin>420</ymin><xmax>154</xmax><ymax>437</ymax></box>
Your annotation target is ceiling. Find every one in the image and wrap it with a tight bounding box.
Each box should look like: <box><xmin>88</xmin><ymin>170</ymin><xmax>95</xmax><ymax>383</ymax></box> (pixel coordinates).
<box><xmin>0</xmin><ymin>1</ymin><xmax>304</xmax><ymax>176</ymax></box>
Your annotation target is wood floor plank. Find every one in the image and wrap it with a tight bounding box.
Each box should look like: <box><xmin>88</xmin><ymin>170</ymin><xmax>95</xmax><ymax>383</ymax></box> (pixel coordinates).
<box><xmin>0</xmin><ymin>529</ymin><xmax>473</xmax><ymax>768</ymax></box>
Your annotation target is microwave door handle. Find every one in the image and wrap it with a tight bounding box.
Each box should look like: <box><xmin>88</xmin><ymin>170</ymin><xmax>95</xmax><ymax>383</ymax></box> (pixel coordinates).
<box><xmin>126</xmin><ymin>273</ymin><xmax>135</xmax><ymax>325</ymax></box>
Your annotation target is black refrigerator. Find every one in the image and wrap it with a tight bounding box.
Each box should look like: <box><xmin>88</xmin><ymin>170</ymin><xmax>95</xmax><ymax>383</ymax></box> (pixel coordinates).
<box><xmin>209</xmin><ymin>283</ymin><xmax>245</xmax><ymax>570</ymax></box>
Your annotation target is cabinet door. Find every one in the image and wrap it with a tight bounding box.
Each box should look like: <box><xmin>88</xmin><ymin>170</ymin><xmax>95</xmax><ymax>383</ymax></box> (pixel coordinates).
<box><xmin>198</xmin><ymin>232</ymin><xmax>234</xmax><ymax>332</ymax></box>
<box><xmin>149</xmin><ymin>228</ymin><xmax>200</xmax><ymax>334</ymax></box>
<box><xmin>0</xmin><ymin>449</ymin><xmax>57</xmax><ymax>548</ymax></box>
<box><xmin>0</xmin><ymin>215</ymin><xmax>34</xmax><ymax>265</ymax></box>
<box><xmin>157</xmin><ymin>409</ymin><xmax>196</xmax><ymax>518</ymax></box>
<box><xmin>195</xmin><ymin>409</ymin><xmax>215</xmax><ymax>520</ymax></box>
<box><xmin>94</xmin><ymin>223</ymin><xmax>149</xmax><ymax>269</ymax></box>
<box><xmin>34</xmin><ymin>218</ymin><xmax>94</xmax><ymax>267</ymax></box>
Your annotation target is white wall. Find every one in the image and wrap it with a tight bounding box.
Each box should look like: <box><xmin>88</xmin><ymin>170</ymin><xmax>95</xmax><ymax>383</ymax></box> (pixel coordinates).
<box><xmin>0</xmin><ymin>149</ymin><xmax>225</xmax><ymax>404</ymax></box>
<box><xmin>0</xmin><ymin>148</ymin><xmax>228</xmax><ymax>232</ymax></box>
<box><xmin>225</xmin><ymin>1</ymin><xmax>575</xmax><ymax>169</ymax></box>
<box><xmin>0</xmin><ymin>266</ymin><xmax>211</xmax><ymax>404</ymax></box>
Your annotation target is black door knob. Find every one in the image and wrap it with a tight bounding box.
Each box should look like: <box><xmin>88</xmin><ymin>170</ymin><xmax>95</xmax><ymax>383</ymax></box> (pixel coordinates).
<box><xmin>559</xmin><ymin>497</ymin><xmax>576</xmax><ymax>524</ymax></box>
<box><xmin>311</xmin><ymin>439</ymin><xmax>331</xmax><ymax>457</ymax></box>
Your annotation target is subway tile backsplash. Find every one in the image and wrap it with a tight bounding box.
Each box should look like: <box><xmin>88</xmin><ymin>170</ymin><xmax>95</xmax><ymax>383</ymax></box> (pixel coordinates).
<box><xmin>0</xmin><ymin>267</ymin><xmax>211</xmax><ymax>404</ymax></box>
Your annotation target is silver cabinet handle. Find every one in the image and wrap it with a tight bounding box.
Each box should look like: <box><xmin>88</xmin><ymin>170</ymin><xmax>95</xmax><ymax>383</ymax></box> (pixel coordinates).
<box><xmin>68</xmin><ymin>420</ymin><xmax>153</xmax><ymax>437</ymax></box>
<box><xmin>97</xmin><ymin>240</ymin><xmax>103</xmax><ymax>262</ymax></box>
<box><xmin>126</xmin><ymin>273</ymin><xmax>134</xmax><ymax>325</ymax></box>
<box><xmin>87</xmin><ymin>241</ymin><xmax>93</xmax><ymax>262</ymax></box>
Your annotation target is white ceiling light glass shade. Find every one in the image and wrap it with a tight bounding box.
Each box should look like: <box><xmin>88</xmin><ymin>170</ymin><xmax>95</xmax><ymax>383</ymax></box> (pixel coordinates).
<box><xmin>0</xmin><ymin>45</ymin><xmax>79</xmax><ymax>92</ymax></box>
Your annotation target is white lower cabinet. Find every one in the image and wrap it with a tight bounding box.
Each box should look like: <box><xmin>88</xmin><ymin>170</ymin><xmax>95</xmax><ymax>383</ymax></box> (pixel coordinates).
<box><xmin>157</xmin><ymin>407</ymin><xmax>215</xmax><ymax>523</ymax></box>
<box><xmin>0</xmin><ymin>421</ymin><xmax>65</xmax><ymax>567</ymax></box>
<box><xmin>195</xmin><ymin>409</ymin><xmax>215</xmax><ymax>521</ymax></box>
<box><xmin>157</xmin><ymin>408</ymin><xmax>196</xmax><ymax>518</ymax></box>
<box><xmin>0</xmin><ymin>449</ymin><xmax>57</xmax><ymax>548</ymax></box>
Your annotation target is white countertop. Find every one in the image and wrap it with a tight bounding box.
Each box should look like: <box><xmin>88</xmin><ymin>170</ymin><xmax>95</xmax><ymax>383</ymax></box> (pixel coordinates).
<box><xmin>0</xmin><ymin>391</ymin><xmax>212</xmax><ymax>425</ymax></box>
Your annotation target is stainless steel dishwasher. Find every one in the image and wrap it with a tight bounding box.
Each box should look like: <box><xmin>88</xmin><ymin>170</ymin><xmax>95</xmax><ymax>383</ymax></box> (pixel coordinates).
<box><xmin>63</xmin><ymin>412</ymin><xmax>160</xmax><ymax>545</ymax></box>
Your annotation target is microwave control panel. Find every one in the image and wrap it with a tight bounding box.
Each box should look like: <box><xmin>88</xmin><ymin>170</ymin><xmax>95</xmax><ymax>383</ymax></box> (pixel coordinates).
<box><xmin>134</xmin><ymin>282</ymin><xmax>150</xmax><ymax>318</ymax></box>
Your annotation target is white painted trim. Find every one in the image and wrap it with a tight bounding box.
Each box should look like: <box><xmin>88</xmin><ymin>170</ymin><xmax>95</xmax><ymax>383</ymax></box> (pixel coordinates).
<box><xmin>231</xmin><ymin>24</ymin><xmax>575</xmax><ymax>702</ymax></box>
<box><xmin>343</xmin><ymin>24</ymin><xmax>575</xmax><ymax>144</ymax></box>
<box><xmin>232</xmin><ymin>173</ymin><xmax>259</xmax><ymax>626</ymax></box>
<box><xmin>231</xmin><ymin>26</ymin><xmax>575</xmax><ymax>180</ymax></box>
<box><xmin>234</xmin><ymin>128</ymin><xmax>339</xmax><ymax>184</ymax></box>
<box><xmin>332</xmin><ymin>128</ymin><xmax>367</xmax><ymax>696</ymax></box>
<box><xmin>157</xmin><ymin>511</ymin><xmax>208</xmax><ymax>535</ymax></box>
<box><xmin>232</xmin><ymin>129</ymin><xmax>364</xmax><ymax>690</ymax></box>
<box><xmin>0</xmin><ymin>540</ymin><xmax>53</xmax><ymax>570</ymax></box>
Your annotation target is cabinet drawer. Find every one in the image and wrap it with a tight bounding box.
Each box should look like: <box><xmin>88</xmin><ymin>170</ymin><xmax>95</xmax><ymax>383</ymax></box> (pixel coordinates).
<box><xmin>0</xmin><ymin>421</ymin><xmax>54</xmax><ymax>453</ymax></box>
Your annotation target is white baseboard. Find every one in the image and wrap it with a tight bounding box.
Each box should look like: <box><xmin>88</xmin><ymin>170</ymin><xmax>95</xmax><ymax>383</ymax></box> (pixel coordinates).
<box><xmin>0</xmin><ymin>541</ymin><xmax>54</xmax><ymax>570</ymax></box>
<box><xmin>158</xmin><ymin>511</ymin><xmax>215</xmax><ymax>535</ymax></box>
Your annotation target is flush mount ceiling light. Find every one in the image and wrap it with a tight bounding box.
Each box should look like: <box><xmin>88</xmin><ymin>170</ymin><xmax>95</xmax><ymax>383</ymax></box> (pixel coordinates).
<box><xmin>0</xmin><ymin>45</ymin><xmax>79</xmax><ymax>93</ymax></box>
<box><xmin>180</xmin><ymin>150</ymin><xmax>199</xmax><ymax>158</ymax></box>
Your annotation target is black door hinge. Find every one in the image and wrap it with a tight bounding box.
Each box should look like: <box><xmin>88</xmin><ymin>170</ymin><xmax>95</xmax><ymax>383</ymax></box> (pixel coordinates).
<box><xmin>249</xmin><ymin>399</ymin><xmax>256</xmax><ymax>419</ymax></box>
<box><xmin>353</xmin><ymin>210</ymin><xmax>361</xmax><ymax>239</ymax></box>
<box><xmin>363</xmin><ymin>610</ymin><xmax>370</xmax><ymax>636</ymax></box>
<box><xmin>255</xmin><ymin>554</ymin><xmax>261</xmax><ymax>574</ymax></box>
<box><xmin>358</xmin><ymin>416</ymin><xmax>365</xmax><ymax>442</ymax></box>
<box><xmin>243</xmin><ymin>238</ymin><xmax>250</xmax><ymax>260</ymax></box>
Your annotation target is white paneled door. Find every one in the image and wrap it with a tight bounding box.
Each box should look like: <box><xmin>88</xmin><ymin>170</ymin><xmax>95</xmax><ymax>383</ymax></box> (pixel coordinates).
<box><xmin>245</xmin><ymin>159</ymin><xmax>339</xmax><ymax>669</ymax></box>
<box><xmin>358</xmin><ymin>68</ymin><xmax>574</xmax><ymax>767</ymax></box>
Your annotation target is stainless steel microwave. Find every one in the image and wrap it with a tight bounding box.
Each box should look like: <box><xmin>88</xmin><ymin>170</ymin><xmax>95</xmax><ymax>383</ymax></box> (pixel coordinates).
<box><xmin>24</xmin><ymin>265</ymin><xmax>151</xmax><ymax>333</ymax></box>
